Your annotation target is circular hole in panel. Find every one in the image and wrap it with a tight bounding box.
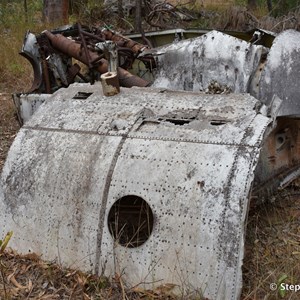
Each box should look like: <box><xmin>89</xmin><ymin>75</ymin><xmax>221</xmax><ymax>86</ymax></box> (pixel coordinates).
<box><xmin>107</xmin><ymin>195</ymin><xmax>154</xmax><ymax>248</ymax></box>
<box><xmin>277</xmin><ymin>135</ymin><xmax>285</xmax><ymax>144</ymax></box>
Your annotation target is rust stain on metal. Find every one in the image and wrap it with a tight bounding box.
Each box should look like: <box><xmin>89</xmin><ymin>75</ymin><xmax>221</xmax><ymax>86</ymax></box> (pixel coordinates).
<box><xmin>44</xmin><ymin>31</ymin><xmax>149</xmax><ymax>88</ymax></box>
<box><xmin>252</xmin><ymin>117</ymin><xmax>300</xmax><ymax>201</ymax></box>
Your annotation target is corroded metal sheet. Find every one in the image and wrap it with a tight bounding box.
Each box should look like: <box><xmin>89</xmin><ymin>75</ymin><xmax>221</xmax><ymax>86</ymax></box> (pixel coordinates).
<box><xmin>152</xmin><ymin>30</ymin><xmax>266</xmax><ymax>93</ymax></box>
<box><xmin>0</xmin><ymin>83</ymin><xmax>270</xmax><ymax>300</ymax></box>
<box><xmin>258</xmin><ymin>30</ymin><xmax>300</xmax><ymax>116</ymax></box>
<box><xmin>252</xmin><ymin>117</ymin><xmax>300</xmax><ymax>201</ymax></box>
<box><xmin>13</xmin><ymin>93</ymin><xmax>51</xmax><ymax>124</ymax></box>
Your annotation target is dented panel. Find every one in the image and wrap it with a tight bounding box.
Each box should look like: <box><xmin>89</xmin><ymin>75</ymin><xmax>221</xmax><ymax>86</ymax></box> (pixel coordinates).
<box><xmin>0</xmin><ymin>83</ymin><xmax>270</xmax><ymax>300</ymax></box>
<box><xmin>152</xmin><ymin>31</ymin><xmax>266</xmax><ymax>93</ymax></box>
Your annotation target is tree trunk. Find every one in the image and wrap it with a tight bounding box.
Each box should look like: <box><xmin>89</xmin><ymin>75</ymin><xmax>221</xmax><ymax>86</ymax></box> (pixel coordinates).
<box><xmin>267</xmin><ymin>0</ymin><xmax>272</xmax><ymax>12</ymax></box>
<box><xmin>24</xmin><ymin>0</ymin><xmax>28</xmax><ymax>22</ymax></box>
<box><xmin>43</xmin><ymin>0</ymin><xmax>69</xmax><ymax>24</ymax></box>
<box><xmin>134</xmin><ymin>0</ymin><xmax>142</xmax><ymax>33</ymax></box>
<box><xmin>118</xmin><ymin>0</ymin><xmax>124</xmax><ymax>20</ymax></box>
<box><xmin>69</xmin><ymin>0</ymin><xmax>88</xmax><ymax>16</ymax></box>
<box><xmin>247</xmin><ymin>0</ymin><xmax>257</xmax><ymax>10</ymax></box>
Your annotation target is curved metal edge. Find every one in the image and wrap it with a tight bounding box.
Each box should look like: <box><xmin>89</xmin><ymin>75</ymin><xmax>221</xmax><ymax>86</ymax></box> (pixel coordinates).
<box><xmin>20</xmin><ymin>31</ymin><xmax>43</xmax><ymax>93</ymax></box>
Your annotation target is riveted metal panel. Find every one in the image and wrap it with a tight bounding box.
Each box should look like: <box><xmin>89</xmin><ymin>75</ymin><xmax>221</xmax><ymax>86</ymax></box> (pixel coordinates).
<box><xmin>100</xmin><ymin>140</ymin><xmax>256</xmax><ymax>299</ymax></box>
<box><xmin>0</xmin><ymin>129</ymin><xmax>122</xmax><ymax>270</ymax></box>
<box><xmin>0</xmin><ymin>83</ymin><xmax>270</xmax><ymax>300</ymax></box>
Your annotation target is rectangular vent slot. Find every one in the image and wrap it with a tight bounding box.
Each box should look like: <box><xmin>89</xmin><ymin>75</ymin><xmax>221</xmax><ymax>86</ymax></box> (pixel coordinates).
<box><xmin>73</xmin><ymin>92</ymin><xmax>93</xmax><ymax>99</ymax></box>
<box><xmin>210</xmin><ymin>120</ymin><xmax>228</xmax><ymax>126</ymax></box>
<box><xmin>164</xmin><ymin>118</ymin><xmax>193</xmax><ymax>126</ymax></box>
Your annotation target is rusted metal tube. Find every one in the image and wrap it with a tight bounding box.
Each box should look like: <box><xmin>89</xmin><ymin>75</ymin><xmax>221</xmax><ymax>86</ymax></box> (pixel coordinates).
<box><xmin>118</xmin><ymin>68</ymin><xmax>150</xmax><ymax>87</ymax></box>
<box><xmin>43</xmin><ymin>30</ymin><xmax>149</xmax><ymax>88</ymax></box>
<box><xmin>43</xmin><ymin>30</ymin><xmax>107</xmax><ymax>71</ymax></box>
<box><xmin>77</xmin><ymin>23</ymin><xmax>92</xmax><ymax>69</ymax></box>
<box><xmin>41</xmin><ymin>58</ymin><xmax>51</xmax><ymax>93</ymax></box>
<box><xmin>101</xmin><ymin>29</ymin><xmax>149</xmax><ymax>53</ymax></box>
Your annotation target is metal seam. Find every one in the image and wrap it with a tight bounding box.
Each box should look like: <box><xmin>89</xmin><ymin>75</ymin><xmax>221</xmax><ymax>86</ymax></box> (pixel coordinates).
<box><xmin>214</xmin><ymin>114</ymin><xmax>258</xmax><ymax>298</ymax></box>
<box><xmin>23</xmin><ymin>126</ymin><xmax>257</xmax><ymax>148</ymax></box>
<box><xmin>94</xmin><ymin>134</ymin><xmax>126</xmax><ymax>275</ymax></box>
<box><xmin>93</xmin><ymin>110</ymin><xmax>145</xmax><ymax>275</ymax></box>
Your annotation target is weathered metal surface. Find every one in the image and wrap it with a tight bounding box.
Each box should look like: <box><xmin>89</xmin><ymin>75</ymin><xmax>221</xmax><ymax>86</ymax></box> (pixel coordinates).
<box><xmin>5</xmin><ymin>27</ymin><xmax>300</xmax><ymax>300</ymax></box>
<box><xmin>12</xmin><ymin>93</ymin><xmax>52</xmax><ymax>125</ymax></box>
<box><xmin>20</xmin><ymin>26</ymin><xmax>152</xmax><ymax>94</ymax></box>
<box><xmin>252</xmin><ymin>116</ymin><xmax>300</xmax><ymax>201</ymax></box>
<box><xmin>96</xmin><ymin>41</ymin><xmax>119</xmax><ymax>72</ymax></box>
<box><xmin>128</xmin><ymin>28</ymin><xmax>276</xmax><ymax>48</ymax></box>
<box><xmin>19</xmin><ymin>31</ymin><xmax>43</xmax><ymax>93</ymax></box>
<box><xmin>0</xmin><ymin>82</ymin><xmax>270</xmax><ymax>300</ymax></box>
<box><xmin>152</xmin><ymin>30</ymin><xmax>267</xmax><ymax>93</ymax></box>
<box><xmin>258</xmin><ymin>30</ymin><xmax>300</xmax><ymax>117</ymax></box>
<box><xmin>102</xmin><ymin>28</ymin><xmax>149</xmax><ymax>53</ymax></box>
<box><xmin>44</xmin><ymin>31</ymin><xmax>150</xmax><ymax>88</ymax></box>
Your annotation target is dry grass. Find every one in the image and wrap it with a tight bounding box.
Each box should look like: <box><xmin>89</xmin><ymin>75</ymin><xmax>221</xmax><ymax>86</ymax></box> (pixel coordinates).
<box><xmin>242</xmin><ymin>188</ymin><xmax>300</xmax><ymax>300</ymax></box>
<box><xmin>0</xmin><ymin>93</ymin><xmax>20</xmax><ymax>171</ymax></box>
<box><xmin>0</xmin><ymin>249</ymin><xmax>127</xmax><ymax>299</ymax></box>
<box><xmin>0</xmin><ymin>249</ymin><xmax>200</xmax><ymax>299</ymax></box>
<box><xmin>0</xmin><ymin>25</ymin><xmax>34</xmax><ymax>93</ymax></box>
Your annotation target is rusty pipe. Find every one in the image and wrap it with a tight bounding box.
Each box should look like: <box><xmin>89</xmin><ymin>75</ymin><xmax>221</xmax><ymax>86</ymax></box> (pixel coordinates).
<box><xmin>43</xmin><ymin>30</ymin><xmax>150</xmax><ymax>88</ymax></box>
<box><xmin>101</xmin><ymin>29</ymin><xmax>149</xmax><ymax>54</ymax></box>
<box><xmin>41</xmin><ymin>58</ymin><xmax>51</xmax><ymax>93</ymax></box>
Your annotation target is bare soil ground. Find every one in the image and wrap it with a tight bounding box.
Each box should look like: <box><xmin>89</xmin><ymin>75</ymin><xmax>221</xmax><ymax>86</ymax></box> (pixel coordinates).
<box><xmin>0</xmin><ymin>94</ymin><xmax>300</xmax><ymax>299</ymax></box>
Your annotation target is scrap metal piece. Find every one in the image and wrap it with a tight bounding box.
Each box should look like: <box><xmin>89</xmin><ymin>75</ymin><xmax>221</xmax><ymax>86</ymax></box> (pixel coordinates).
<box><xmin>152</xmin><ymin>30</ymin><xmax>267</xmax><ymax>93</ymax></box>
<box><xmin>95</xmin><ymin>41</ymin><xmax>118</xmax><ymax>72</ymax></box>
<box><xmin>101</xmin><ymin>72</ymin><xmax>120</xmax><ymax>96</ymax></box>
<box><xmin>252</xmin><ymin>116</ymin><xmax>300</xmax><ymax>201</ymax></box>
<box><xmin>279</xmin><ymin>167</ymin><xmax>300</xmax><ymax>189</ymax></box>
<box><xmin>44</xmin><ymin>30</ymin><xmax>149</xmax><ymax>88</ymax></box>
<box><xmin>5</xmin><ymin>27</ymin><xmax>300</xmax><ymax>300</ymax></box>
<box><xmin>102</xmin><ymin>28</ymin><xmax>150</xmax><ymax>53</ymax></box>
<box><xmin>12</xmin><ymin>93</ymin><xmax>52</xmax><ymax>125</ymax></box>
<box><xmin>47</xmin><ymin>53</ymin><xmax>69</xmax><ymax>86</ymax></box>
<box><xmin>20</xmin><ymin>31</ymin><xmax>43</xmax><ymax>92</ymax></box>
<box><xmin>0</xmin><ymin>83</ymin><xmax>270</xmax><ymax>300</ymax></box>
<box><xmin>258</xmin><ymin>30</ymin><xmax>300</xmax><ymax>117</ymax></box>
<box><xmin>248</xmin><ymin>28</ymin><xmax>277</xmax><ymax>47</ymax></box>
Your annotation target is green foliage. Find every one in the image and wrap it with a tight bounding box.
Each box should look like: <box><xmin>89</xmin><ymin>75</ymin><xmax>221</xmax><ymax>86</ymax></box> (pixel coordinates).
<box><xmin>0</xmin><ymin>0</ymin><xmax>42</xmax><ymax>26</ymax></box>
<box><xmin>0</xmin><ymin>231</ymin><xmax>13</xmax><ymax>254</ymax></box>
<box><xmin>277</xmin><ymin>274</ymin><xmax>288</xmax><ymax>298</ymax></box>
<box><xmin>86</xmin><ymin>275</ymin><xmax>110</xmax><ymax>291</ymax></box>
<box><xmin>70</xmin><ymin>0</ymin><xmax>106</xmax><ymax>22</ymax></box>
<box><xmin>234</xmin><ymin>0</ymin><xmax>300</xmax><ymax>16</ymax></box>
<box><xmin>190</xmin><ymin>17</ymin><xmax>215</xmax><ymax>29</ymax></box>
<box><xmin>8</xmin><ymin>63</ymin><xmax>25</xmax><ymax>75</ymax></box>
<box><xmin>272</xmin><ymin>0</ymin><xmax>300</xmax><ymax>16</ymax></box>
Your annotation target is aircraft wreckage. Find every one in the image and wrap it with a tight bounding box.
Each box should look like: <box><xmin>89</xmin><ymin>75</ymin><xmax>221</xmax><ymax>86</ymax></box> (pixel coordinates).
<box><xmin>1</xmin><ymin>25</ymin><xmax>300</xmax><ymax>299</ymax></box>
